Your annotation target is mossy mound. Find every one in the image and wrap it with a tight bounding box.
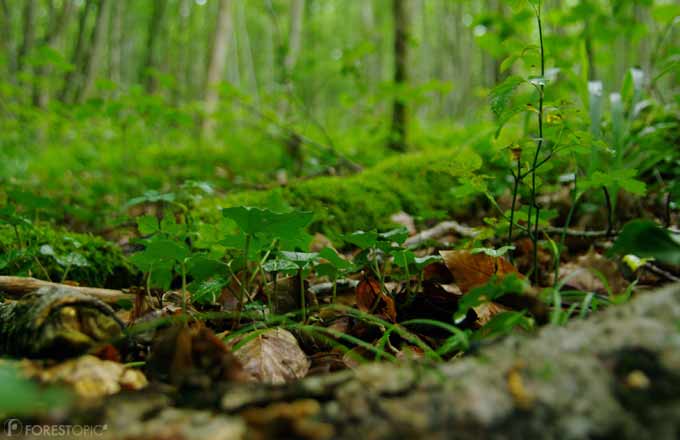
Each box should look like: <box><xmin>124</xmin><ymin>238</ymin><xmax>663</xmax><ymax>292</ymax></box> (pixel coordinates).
<box><xmin>0</xmin><ymin>224</ymin><xmax>137</xmax><ymax>288</ymax></box>
<box><xmin>199</xmin><ymin>148</ymin><xmax>482</xmax><ymax>236</ymax></box>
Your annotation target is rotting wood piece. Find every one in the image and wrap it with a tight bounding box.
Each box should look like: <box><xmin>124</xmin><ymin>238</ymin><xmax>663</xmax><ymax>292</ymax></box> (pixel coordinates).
<box><xmin>0</xmin><ymin>286</ymin><xmax>125</xmax><ymax>358</ymax></box>
<box><xmin>0</xmin><ymin>276</ymin><xmax>134</xmax><ymax>304</ymax></box>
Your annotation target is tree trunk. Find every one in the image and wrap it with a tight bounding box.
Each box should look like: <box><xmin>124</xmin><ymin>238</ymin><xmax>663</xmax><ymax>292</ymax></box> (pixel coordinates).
<box><xmin>60</xmin><ymin>0</ymin><xmax>95</xmax><ymax>103</ymax></box>
<box><xmin>16</xmin><ymin>0</ymin><xmax>36</xmax><ymax>74</ymax></box>
<box><xmin>76</xmin><ymin>0</ymin><xmax>109</xmax><ymax>103</ymax></box>
<box><xmin>109</xmin><ymin>0</ymin><xmax>123</xmax><ymax>93</ymax></box>
<box><xmin>32</xmin><ymin>0</ymin><xmax>75</xmax><ymax>108</ymax></box>
<box><xmin>284</xmin><ymin>0</ymin><xmax>304</xmax><ymax>78</ymax></box>
<box><xmin>201</xmin><ymin>0</ymin><xmax>233</xmax><ymax>139</ymax></box>
<box><xmin>0</xmin><ymin>0</ymin><xmax>16</xmax><ymax>80</ymax></box>
<box><xmin>139</xmin><ymin>0</ymin><xmax>166</xmax><ymax>94</ymax></box>
<box><xmin>388</xmin><ymin>0</ymin><xmax>409</xmax><ymax>152</ymax></box>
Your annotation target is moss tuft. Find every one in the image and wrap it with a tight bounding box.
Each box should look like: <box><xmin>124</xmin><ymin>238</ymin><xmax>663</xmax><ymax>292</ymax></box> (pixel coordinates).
<box><xmin>0</xmin><ymin>224</ymin><xmax>137</xmax><ymax>288</ymax></box>
<box><xmin>199</xmin><ymin>149</ymin><xmax>481</xmax><ymax>235</ymax></box>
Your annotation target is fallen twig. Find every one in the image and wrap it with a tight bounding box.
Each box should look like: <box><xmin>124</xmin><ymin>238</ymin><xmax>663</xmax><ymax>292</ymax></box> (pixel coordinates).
<box><xmin>405</xmin><ymin>221</ymin><xmax>479</xmax><ymax>247</ymax></box>
<box><xmin>0</xmin><ymin>276</ymin><xmax>134</xmax><ymax>304</ymax></box>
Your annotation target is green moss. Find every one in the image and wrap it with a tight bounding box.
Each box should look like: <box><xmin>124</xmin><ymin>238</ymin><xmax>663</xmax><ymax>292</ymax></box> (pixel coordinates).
<box><xmin>0</xmin><ymin>224</ymin><xmax>137</xmax><ymax>288</ymax></box>
<box><xmin>199</xmin><ymin>149</ymin><xmax>482</xmax><ymax>235</ymax></box>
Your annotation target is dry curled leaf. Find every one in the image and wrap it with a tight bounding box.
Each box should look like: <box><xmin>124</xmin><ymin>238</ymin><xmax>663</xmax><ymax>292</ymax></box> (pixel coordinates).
<box><xmin>355</xmin><ymin>278</ymin><xmax>397</xmax><ymax>322</ymax></box>
<box><xmin>555</xmin><ymin>249</ymin><xmax>629</xmax><ymax>295</ymax></box>
<box><xmin>34</xmin><ymin>355</ymin><xmax>147</xmax><ymax>399</ymax></box>
<box><xmin>439</xmin><ymin>250</ymin><xmax>520</xmax><ymax>293</ymax></box>
<box><xmin>231</xmin><ymin>328</ymin><xmax>310</xmax><ymax>384</ymax></box>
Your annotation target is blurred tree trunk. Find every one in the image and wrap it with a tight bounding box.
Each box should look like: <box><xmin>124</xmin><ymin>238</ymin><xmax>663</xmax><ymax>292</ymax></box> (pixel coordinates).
<box><xmin>388</xmin><ymin>0</ymin><xmax>409</xmax><ymax>152</ymax></box>
<box><xmin>76</xmin><ymin>0</ymin><xmax>109</xmax><ymax>103</ymax></box>
<box><xmin>60</xmin><ymin>0</ymin><xmax>94</xmax><ymax>103</ymax></box>
<box><xmin>279</xmin><ymin>0</ymin><xmax>304</xmax><ymax>117</ymax></box>
<box><xmin>140</xmin><ymin>0</ymin><xmax>166</xmax><ymax>94</ymax></box>
<box><xmin>109</xmin><ymin>0</ymin><xmax>123</xmax><ymax>93</ymax></box>
<box><xmin>202</xmin><ymin>0</ymin><xmax>233</xmax><ymax>139</ymax></box>
<box><xmin>284</xmin><ymin>0</ymin><xmax>304</xmax><ymax>78</ymax></box>
<box><xmin>16</xmin><ymin>0</ymin><xmax>35</xmax><ymax>74</ymax></box>
<box><xmin>0</xmin><ymin>0</ymin><xmax>16</xmax><ymax>80</ymax></box>
<box><xmin>33</xmin><ymin>0</ymin><xmax>75</xmax><ymax>108</ymax></box>
<box><xmin>236</xmin><ymin>1</ymin><xmax>259</xmax><ymax>104</ymax></box>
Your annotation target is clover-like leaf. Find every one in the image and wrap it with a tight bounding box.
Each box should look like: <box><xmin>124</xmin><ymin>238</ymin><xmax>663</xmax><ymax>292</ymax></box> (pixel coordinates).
<box><xmin>342</xmin><ymin>230</ymin><xmax>379</xmax><ymax>249</ymax></box>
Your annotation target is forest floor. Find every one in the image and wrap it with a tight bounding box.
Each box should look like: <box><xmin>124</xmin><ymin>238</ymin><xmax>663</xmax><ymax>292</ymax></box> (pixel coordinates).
<box><xmin>0</xmin><ymin>143</ymin><xmax>679</xmax><ymax>439</ymax></box>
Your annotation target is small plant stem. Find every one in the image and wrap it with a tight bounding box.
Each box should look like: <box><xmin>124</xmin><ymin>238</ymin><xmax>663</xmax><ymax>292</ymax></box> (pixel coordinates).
<box><xmin>528</xmin><ymin>1</ymin><xmax>545</xmax><ymax>285</ymax></box>
<box><xmin>332</xmin><ymin>278</ymin><xmax>337</xmax><ymax>304</ymax></box>
<box><xmin>602</xmin><ymin>186</ymin><xmax>613</xmax><ymax>237</ymax></box>
<box><xmin>242</xmin><ymin>233</ymin><xmax>252</xmax><ymax>304</ymax></box>
<box><xmin>508</xmin><ymin>157</ymin><xmax>522</xmax><ymax>245</ymax></box>
<box><xmin>665</xmin><ymin>192</ymin><xmax>671</xmax><ymax>228</ymax></box>
<box><xmin>299</xmin><ymin>269</ymin><xmax>306</xmax><ymax>322</ymax></box>
<box><xmin>181</xmin><ymin>261</ymin><xmax>188</xmax><ymax>312</ymax></box>
<box><xmin>33</xmin><ymin>257</ymin><xmax>51</xmax><ymax>281</ymax></box>
<box><xmin>269</xmin><ymin>272</ymin><xmax>276</xmax><ymax>316</ymax></box>
<box><xmin>532</xmin><ymin>206</ymin><xmax>540</xmax><ymax>284</ymax></box>
<box><xmin>61</xmin><ymin>263</ymin><xmax>72</xmax><ymax>283</ymax></box>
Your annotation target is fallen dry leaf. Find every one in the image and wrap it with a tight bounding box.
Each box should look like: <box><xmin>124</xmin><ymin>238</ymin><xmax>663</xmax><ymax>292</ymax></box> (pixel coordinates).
<box><xmin>555</xmin><ymin>249</ymin><xmax>629</xmax><ymax>295</ymax></box>
<box><xmin>439</xmin><ymin>250</ymin><xmax>521</xmax><ymax>293</ymax></box>
<box><xmin>231</xmin><ymin>328</ymin><xmax>310</xmax><ymax>384</ymax></box>
<box><xmin>473</xmin><ymin>302</ymin><xmax>511</xmax><ymax>327</ymax></box>
<box><xmin>355</xmin><ymin>278</ymin><xmax>397</xmax><ymax>322</ymax></box>
<box><xmin>34</xmin><ymin>355</ymin><xmax>147</xmax><ymax>399</ymax></box>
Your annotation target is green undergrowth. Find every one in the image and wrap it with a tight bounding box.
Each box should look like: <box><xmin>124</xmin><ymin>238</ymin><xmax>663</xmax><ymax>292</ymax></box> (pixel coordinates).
<box><xmin>0</xmin><ymin>224</ymin><xmax>137</xmax><ymax>288</ymax></box>
<box><xmin>199</xmin><ymin>148</ymin><xmax>483</xmax><ymax>236</ymax></box>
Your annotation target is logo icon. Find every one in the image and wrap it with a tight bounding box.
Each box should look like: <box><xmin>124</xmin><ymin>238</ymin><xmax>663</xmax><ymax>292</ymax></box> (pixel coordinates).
<box><xmin>4</xmin><ymin>419</ymin><xmax>23</xmax><ymax>436</ymax></box>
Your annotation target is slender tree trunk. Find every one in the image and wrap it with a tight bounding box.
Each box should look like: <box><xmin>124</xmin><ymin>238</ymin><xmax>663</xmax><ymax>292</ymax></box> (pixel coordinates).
<box><xmin>60</xmin><ymin>0</ymin><xmax>94</xmax><ymax>103</ymax></box>
<box><xmin>236</xmin><ymin>0</ymin><xmax>259</xmax><ymax>104</ymax></box>
<box><xmin>17</xmin><ymin>0</ymin><xmax>36</xmax><ymax>74</ymax></box>
<box><xmin>202</xmin><ymin>0</ymin><xmax>233</xmax><ymax>138</ymax></box>
<box><xmin>76</xmin><ymin>0</ymin><xmax>109</xmax><ymax>103</ymax></box>
<box><xmin>140</xmin><ymin>0</ymin><xmax>166</xmax><ymax>94</ymax></box>
<box><xmin>0</xmin><ymin>0</ymin><xmax>16</xmax><ymax>80</ymax></box>
<box><xmin>33</xmin><ymin>0</ymin><xmax>75</xmax><ymax>108</ymax></box>
<box><xmin>109</xmin><ymin>0</ymin><xmax>123</xmax><ymax>93</ymax></box>
<box><xmin>388</xmin><ymin>0</ymin><xmax>409</xmax><ymax>151</ymax></box>
<box><xmin>284</xmin><ymin>0</ymin><xmax>304</xmax><ymax>77</ymax></box>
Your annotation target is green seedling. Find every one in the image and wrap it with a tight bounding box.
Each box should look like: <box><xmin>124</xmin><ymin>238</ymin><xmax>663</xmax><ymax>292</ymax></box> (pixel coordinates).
<box><xmin>221</xmin><ymin>206</ymin><xmax>313</xmax><ymax>314</ymax></box>
<box><xmin>39</xmin><ymin>244</ymin><xmax>89</xmax><ymax>283</ymax></box>
<box><xmin>316</xmin><ymin>247</ymin><xmax>356</xmax><ymax>303</ymax></box>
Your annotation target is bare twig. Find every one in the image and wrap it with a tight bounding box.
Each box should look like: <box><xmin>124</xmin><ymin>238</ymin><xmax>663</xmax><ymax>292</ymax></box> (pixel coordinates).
<box><xmin>404</xmin><ymin>221</ymin><xmax>479</xmax><ymax>247</ymax></box>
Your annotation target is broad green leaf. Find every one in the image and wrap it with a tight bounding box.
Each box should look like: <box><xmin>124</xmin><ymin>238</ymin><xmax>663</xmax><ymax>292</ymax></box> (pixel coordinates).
<box><xmin>55</xmin><ymin>252</ymin><xmax>89</xmax><ymax>268</ymax></box>
<box><xmin>279</xmin><ymin>251</ymin><xmax>318</xmax><ymax>269</ymax></box>
<box><xmin>144</xmin><ymin>239</ymin><xmax>190</xmax><ymax>262</ymax></box>
<box><xmin>379</xmin><ymin>227</ymin><xmax>409</xmax><ymax>245</ymax></box>
<box><xmin>222</xmin><ymin>206</ymin><xmax>312</xmax><ymax>236</ymax></box>
<box><xmin>263</xmin><ymin>258</ymin><xmax>299</xmax><ymax>273</ymax></box>
<box><xmin>582</xmin><ymin>169</ymin><xmax>646</xmax><ymax>196</ymax></box>
<box><xmin>609</xmin><ymin>220</ymin><xmax>680</xmax><ymax>266</ymax></box>
<box><xmin>187</xmin><ymin>256</ymin><xmax>224</xmax><ymax>281</ymax></box>
<box><xmin>342</xmin><ymin>230</ymin><xmax>379</xmax><ymax>249</ymax></box>
<box><xmin>489</xmin><ymin>75</ymin><xmax>524</xmax><ymax>118</ymax></box>
<box><xmin>137</xmin><ymin>215</ymin><xmax>159</xmax><ymax>235</ymax></box>
<box><xmin>318</xmin><ymin>247</ymin><xmax>353</xmax><ymax>270</ymax></box>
